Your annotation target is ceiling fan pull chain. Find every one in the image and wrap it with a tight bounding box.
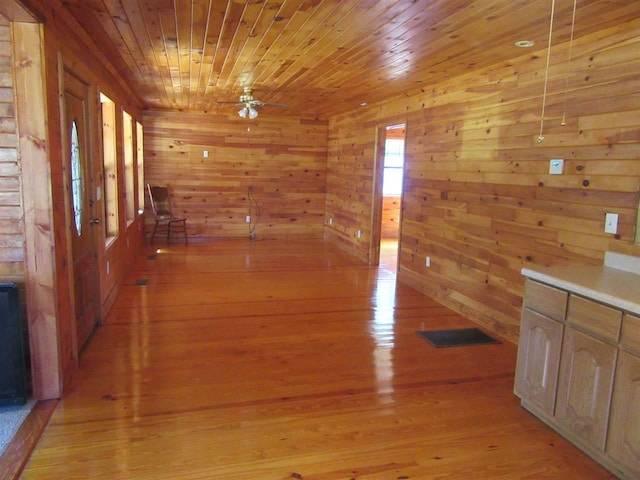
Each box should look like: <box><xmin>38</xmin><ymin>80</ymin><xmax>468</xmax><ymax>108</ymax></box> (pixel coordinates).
<box><xmin>538</xmin><ymin>0</ymin><xmax>557</xmax><ymax>145</ymax></box>
<box><xmin>561</xmin><ymin>0</ymin><xmax>578</xmax><ymax>126</ymax></box>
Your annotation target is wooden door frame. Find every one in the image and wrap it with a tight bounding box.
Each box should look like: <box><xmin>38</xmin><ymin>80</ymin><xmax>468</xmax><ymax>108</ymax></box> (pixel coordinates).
<box><xmin>368</xmin><ymin>126</ymin><xmax>386</xmax><ymax>266</ymax></box>
<box><xmin>59</xmin><ymin>62</ymin><xmax>103</xmax><ymax>356</ymax></box>
<box><xmin>368</xmin><ymin>121</ymin><xmax>407</xmax><ymax>267</ymax></box>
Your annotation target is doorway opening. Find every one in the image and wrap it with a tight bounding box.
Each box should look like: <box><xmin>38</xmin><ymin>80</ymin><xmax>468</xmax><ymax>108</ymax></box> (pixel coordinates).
<box><xmin>379</xmin><ymin>124</ymin><xmax>406</xmax><ymax>272</ymax></box>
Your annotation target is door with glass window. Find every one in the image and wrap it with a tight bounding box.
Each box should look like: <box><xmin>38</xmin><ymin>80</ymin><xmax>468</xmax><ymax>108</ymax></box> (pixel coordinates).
<box><xmin>64</xmin><ymin>70</ymin><xmax>101</xmax><ymax>351</ymax></box>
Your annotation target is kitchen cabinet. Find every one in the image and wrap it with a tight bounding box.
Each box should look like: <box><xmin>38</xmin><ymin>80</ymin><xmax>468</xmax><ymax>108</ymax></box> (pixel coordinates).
<box><xmin>516</xmin><ymin>275</ymin><xmax>640</xmax><ymax>480</ymax></box>
<box><xmin>514</xmin><ymin>307</ymin><xmax>563</xmax><ymax>416</ymax></box>
<box><xmin>555</xmin><ymin>326</ymin><xmax>616</xmax><ymax>450</ymax></box>
<box><xmin>607</xmin><ymin>314</ymin><xmax>640</xmax><ymax>478</ymax></box>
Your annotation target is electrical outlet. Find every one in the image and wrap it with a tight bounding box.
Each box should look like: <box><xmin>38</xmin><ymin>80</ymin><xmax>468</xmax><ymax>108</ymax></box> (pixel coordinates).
<box><xmin>357</xmin><ymin>230</ymin><xmax>362</xmax><ymax>239</ymax></box>
<box><xmin>203</xmin><ymin>150</ymin><xmax>209</xmax><ymax>158</ymax></box>
<box><xmin>328</xmin><ymin>217</ymin><xmax>333</xmax><ymax>225</ymax></box>
<box><xmin>245</xmin><ymin>215</ymin><xmax>251</xmax><ymax>223</ymax></box>
<box><xmin>425</xmin><ymin>256</ymin><xmax>431</xmax><ymax>267</ymax></box>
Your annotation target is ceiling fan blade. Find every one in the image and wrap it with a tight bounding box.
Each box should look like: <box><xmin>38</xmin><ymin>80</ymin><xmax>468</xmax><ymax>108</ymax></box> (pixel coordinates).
<box><xmin>258</xmin><ymin>102</ymin><xmax>289</xmax><ymax>108</ymax></box>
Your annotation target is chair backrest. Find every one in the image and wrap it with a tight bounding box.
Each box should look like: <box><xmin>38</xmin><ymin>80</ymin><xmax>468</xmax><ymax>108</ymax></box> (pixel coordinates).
<box><xmin>147</xmin><ymin>184</ymin><xmax>173</xmax><ymax>218</ymax></box>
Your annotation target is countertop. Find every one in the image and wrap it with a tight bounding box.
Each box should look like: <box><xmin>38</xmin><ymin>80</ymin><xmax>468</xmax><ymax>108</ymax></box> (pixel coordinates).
<box><xmin>521</xmin><ymin>264</ymin><xmax>640</xmax><ymax>316</ymax></box>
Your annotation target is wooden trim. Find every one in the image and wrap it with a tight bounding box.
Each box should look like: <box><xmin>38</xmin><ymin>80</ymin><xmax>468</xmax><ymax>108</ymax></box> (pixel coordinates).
<box><xmin>0</xmin><ymin>400</ymin><xmax>58</xmax><ymax>480</ymax></box>
<box><xmin>12</xmin><ymin>21</ymin><xmax>62</xmax><ymax>399</ymax></box>
<box><xmin>0</xmin><ymin>1</ymin><xmax>40</xmax><ymax>24</ymax></box>
<box><xmin>57</xmin><ymin>54</ymin><xmax>80</xmax><ymax>369</ymax></box>
<box><xmin>368</xmin><ymin>125</ymin><xmax>385</xmax><ymax>266</ymax></box>
<box><xmin>635</xmin><ymin>203</ymin><xmax>640</xmax><ymax>245</ymax></box>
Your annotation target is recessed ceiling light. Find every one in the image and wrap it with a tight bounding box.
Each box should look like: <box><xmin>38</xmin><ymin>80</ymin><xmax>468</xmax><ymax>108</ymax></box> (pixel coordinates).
<box><xmin>515</xmin><ymin>40</ymin><xmax>535</xmax><ymax>48</ymax></box>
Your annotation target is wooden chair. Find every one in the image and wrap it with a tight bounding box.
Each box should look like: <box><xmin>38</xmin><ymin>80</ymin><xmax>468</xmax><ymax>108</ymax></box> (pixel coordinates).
<box><xmin>147</xmin><ymin>184</ymin><xmax>187</xmax><ymax>244</ymax></box>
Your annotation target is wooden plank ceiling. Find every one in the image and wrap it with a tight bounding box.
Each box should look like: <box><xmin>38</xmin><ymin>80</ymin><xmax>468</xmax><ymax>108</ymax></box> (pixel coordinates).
<box><xmin>61</xmin><ymin>0</ymin><xmax>639</xmax><ymax>118</ymax></box>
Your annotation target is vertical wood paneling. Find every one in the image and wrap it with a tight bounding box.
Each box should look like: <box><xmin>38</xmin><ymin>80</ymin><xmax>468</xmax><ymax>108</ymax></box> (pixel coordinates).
<box><xmin>13</xmin><ymin>20</ymin><xmax>62</xmax><ymax>399</ymax></box>
<box><xmin>143</xmin><ymin>110</ymin><xmax>328</xmax><ymax>240</ymax></box>
<box><xmin>325</xmin><ymin>19</ymin><xmax>640</xmax><ymax>343</ymax></box>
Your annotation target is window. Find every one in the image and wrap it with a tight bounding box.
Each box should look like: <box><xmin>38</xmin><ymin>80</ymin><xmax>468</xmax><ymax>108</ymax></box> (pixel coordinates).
<box><xmin>383</xmin><ymin>138</ymin><xmax>404</xmax><ymax>196</ymax></box>
<box><xmin>136</xmin><ymin>121</ymin><xmax>144</xmax><ymax>214</ymax></box>
<box><xmin>70</xmin><ymin>120</ymin><xmax>83</xmax><ymax>235</ymax></box>
<box><xmin>123</xmin><ymin>110</ymin><xmax>135</xmax><ymax>225</ymax></box>
<box><xmin>100</xmin><ymin>93</ymin><xmax>118</xmax><ymax>240</ymax></box>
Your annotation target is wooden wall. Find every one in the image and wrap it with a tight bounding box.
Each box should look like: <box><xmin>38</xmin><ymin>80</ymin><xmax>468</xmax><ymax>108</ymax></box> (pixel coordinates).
<box><xmin>143</xmin><ymin>110</ymin><xmax>328</xmax><ymax>240</ymax></box>
<box><xmin>0</xmin><ymin>16</ymin><xmax>22</xmax><ymax>283</ymax></box>
<box><xmin>2</xmin><ymin>0</ymin><xmax>145</xmax><ymax>398</ymax></box>
<box><xmin>325</xmin><ymin>18</ymin><xmax>640</xmax><ymax>343</ymax></box>
<box><xmin>381</xmin><ymin>196</ymin><xmax>400</xmax><ymax>239</ymax></box>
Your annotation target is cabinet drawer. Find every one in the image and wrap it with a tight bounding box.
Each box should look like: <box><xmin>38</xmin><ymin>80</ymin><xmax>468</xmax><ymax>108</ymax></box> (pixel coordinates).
<box><xmin>567</xmin><ymin>295</ymin><xmax>622</xmax><ymax>342</ymax></box>
<box><xmin>621</xmin><ymin>313</ymin><xmax>640</xmax><ymax>354</ymax></box>
<box><xmin>523</xmin><ymin>279</ymin><xmax>567</xmax><ymax>321</ymax></box>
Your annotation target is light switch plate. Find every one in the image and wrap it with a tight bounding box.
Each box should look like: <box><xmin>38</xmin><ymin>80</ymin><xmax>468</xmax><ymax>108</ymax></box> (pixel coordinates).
<box><xmin>549</xmin><ymin>158</ymin><xmax>564</xmax><ymax>174</ymax></box>
<box><xmin>604</xmin><ymin>213</ymin><xmax>618</xmax><ymax>234</ymax></box>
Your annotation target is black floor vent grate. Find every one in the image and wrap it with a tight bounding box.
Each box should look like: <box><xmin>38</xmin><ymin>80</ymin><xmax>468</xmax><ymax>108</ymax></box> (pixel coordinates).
<box><xmin>416</xmin><ymin>328</ymin><xmax>500</xmax><ymax>348</ymax></box>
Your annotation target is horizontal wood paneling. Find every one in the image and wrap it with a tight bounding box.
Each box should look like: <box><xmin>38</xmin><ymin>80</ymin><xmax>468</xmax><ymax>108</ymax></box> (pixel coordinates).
<box><xmin>326</xmin><ymin>19</ymin><xmax>640</xmax><ymax>344</ymax></box>
<box><xmin>0</xmin><ymin>16</ymin><xmax>24</xmax><ymax>279</ymax></box>
<box><xmin>143</xmin><ymin>110</ymin><xmax>328</xmax><ymax>240</ymax></box>
<box><xmin>381</xmin><ymin>196</ymin><xmax>400</xmax><ymax>239</ymax></box>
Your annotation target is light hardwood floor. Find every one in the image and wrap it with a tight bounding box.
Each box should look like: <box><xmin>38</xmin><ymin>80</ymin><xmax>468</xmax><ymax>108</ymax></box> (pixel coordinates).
<box><xmin>18</xmin><ymin>239</ymin><xmax>614</xmax><ymax>479</ymax></box>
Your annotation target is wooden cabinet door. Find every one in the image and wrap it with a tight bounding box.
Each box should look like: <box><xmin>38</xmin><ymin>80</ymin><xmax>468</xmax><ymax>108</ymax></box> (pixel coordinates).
<box><xmin>607</xmin><ymin>351</ymin><xmax>640</xmax><ymax>478</ymax></box>
<box><xmin>514</xmin><ymin>308</ymin><xmax>563</xmax><ymax>415</ymax></box>
<box><xmin>556</xmin><ymin>327</ymin><xmax>616</xmax><ymax>450</ymax></box>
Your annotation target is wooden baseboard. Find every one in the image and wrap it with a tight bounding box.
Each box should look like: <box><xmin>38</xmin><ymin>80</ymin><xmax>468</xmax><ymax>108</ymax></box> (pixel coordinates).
<box><xmin>0</xmin><ymin>399</ymin><xmax>57</xmax><ymax>480</ymax></box>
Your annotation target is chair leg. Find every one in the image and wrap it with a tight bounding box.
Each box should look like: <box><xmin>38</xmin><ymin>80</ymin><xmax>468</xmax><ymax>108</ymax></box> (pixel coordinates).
<box><xmin>150</xmin><ymin>222</ymin><xmax>158</xmax><ymax>244</ymax></box>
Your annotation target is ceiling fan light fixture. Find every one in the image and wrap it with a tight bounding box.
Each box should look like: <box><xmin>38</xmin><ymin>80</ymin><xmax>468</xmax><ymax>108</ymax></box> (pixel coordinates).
<box><xmin>238</xmin><ymin>106</ymin><xmax>258</xmax><ymax>119</ymax></box>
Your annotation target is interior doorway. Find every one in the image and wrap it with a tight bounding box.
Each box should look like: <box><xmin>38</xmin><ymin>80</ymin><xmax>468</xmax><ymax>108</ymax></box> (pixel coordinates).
<box><xmin>378</xmin><ymin>124</ymin><xmax>406</xmax><ymax>272</ymax></box>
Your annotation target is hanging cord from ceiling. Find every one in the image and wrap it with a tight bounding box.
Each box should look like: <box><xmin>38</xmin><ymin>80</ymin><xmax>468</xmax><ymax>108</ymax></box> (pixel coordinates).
<box><xmin>248</xmin><ymin>186</ymin><xmax>261</xmax><ymax>240</ymax></box>
<box><xmin>560</xmin><ymin>0</ymin><xmax>578</xmax><ymax>126</ymax></box>
<box><xmin>537</xmin><ymin>0</ymin><xmax>557</xmax><ymax>145</ymax></box>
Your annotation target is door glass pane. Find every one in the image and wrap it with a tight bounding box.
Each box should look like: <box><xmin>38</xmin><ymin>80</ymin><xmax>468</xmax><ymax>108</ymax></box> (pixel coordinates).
<box><xmin>71</xmin><ymin>120</ymin><xmax>83</xmax><ymax>235</ymax></box>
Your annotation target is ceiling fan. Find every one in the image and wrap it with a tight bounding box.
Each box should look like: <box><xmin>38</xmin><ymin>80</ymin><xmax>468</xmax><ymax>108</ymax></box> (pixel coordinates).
<box><xmin>219</xmin><ymin>87</ymin><xmax>289</xmax><ymax>119</ymax></box>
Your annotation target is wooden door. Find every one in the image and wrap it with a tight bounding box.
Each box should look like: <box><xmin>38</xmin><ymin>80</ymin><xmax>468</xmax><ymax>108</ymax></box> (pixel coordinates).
<box><xmin>514</xmin><ymin>308</ymin><xmax>563</xmax><ymax>416</ymax></box>
<box><xmin>63</xmin><ymin>70</ymin><xmax>101</xmax><ymax>351</ymax></box>
<box><xmin>556</xmin><ymin>327</ymin><xmax>617</xmax><ymax>450</ymax></box>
